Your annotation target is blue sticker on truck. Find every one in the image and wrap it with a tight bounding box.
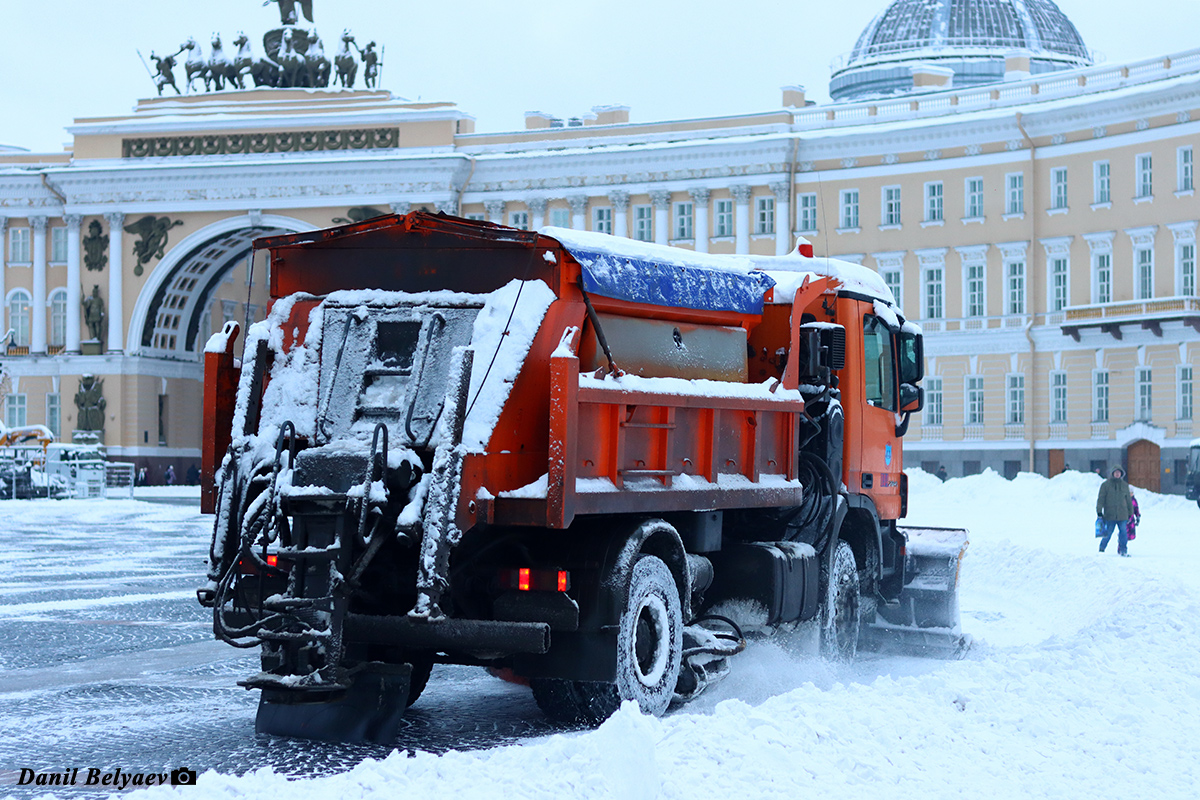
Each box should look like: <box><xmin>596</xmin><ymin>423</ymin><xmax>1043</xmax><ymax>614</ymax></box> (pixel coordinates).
<box><xmin>885</xmin><ymin>443</ymin><xmax>893</xmax><ymax>467</ymax></box>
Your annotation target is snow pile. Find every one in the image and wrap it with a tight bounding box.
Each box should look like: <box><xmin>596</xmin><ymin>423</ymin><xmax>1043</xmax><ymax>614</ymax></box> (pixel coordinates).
<box><xmin>123</xmin><ymin>469</ymin><xmax>1200</xmax><ymax>799</ymax></box>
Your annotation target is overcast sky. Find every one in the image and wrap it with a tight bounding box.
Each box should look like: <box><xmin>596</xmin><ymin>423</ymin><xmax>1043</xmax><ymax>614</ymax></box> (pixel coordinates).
<box><xmin>2</xmin><ymin>0</ymin><xmax>1198</xmax><ymax>153</ymax></box>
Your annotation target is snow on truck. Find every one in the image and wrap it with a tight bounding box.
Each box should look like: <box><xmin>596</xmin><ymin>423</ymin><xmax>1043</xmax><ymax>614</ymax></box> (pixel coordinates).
<box><xmin>198</xmin><ymin>212</ymin><xmax>968</xmax><ymax>743</ymax></box>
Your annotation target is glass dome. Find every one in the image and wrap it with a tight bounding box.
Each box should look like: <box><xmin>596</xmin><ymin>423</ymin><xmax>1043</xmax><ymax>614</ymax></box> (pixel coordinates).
<box><xmin>831</xmin><ymin>0</ymin><xmax>1094</xmax><ymax>101</ymax></box>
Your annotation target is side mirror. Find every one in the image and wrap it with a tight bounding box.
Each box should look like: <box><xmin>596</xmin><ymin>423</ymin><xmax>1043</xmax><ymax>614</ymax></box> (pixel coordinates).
<box><xmin>900</xmin><ymin>383</ymin><xmax>923</xmax><ymax>413</ymax></box>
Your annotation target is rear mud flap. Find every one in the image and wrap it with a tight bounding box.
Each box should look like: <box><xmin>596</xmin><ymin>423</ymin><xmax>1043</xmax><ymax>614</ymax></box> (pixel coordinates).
<box><xmin>863</xmin><ymin>526</ymin><xmax>970</xmax><ymax>659</ymax></box>
<box><xmin>255</xmin><ymin>662</ymin><xmax>413</xmax><ymax>744</ymax></box>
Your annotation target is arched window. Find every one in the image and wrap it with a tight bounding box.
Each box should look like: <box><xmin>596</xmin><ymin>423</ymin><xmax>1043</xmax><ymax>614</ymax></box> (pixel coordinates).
<box><xmin>8</xmin><ymin>290</ymin><xmax>31</xmax><ymax>348</ymax></box>
<box><xmin>49</xmin><ymin>289</ymin><xmax>68</xmax><ymax>349</ymax></box>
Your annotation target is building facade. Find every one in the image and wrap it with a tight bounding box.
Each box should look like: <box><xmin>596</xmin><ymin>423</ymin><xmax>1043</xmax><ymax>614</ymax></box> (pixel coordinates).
<box><xmin>0</xmin><ymin>1</ymin><xmax>1196</xmax><ymax>491</ymax></box>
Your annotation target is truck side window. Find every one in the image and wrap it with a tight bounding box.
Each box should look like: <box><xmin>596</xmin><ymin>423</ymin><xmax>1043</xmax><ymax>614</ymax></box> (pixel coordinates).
<box><xmin>862</xmin><ymin>315</ymin><xmax>896</xmax><ymax>411</ymax></box>
<box><xmin>898</xmin><ymin>332</ymin><xmax>922</xmax><ymax>385</ymax></box>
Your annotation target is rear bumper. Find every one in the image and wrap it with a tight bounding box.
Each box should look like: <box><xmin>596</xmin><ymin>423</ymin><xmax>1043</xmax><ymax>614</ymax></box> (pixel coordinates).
<box><xmin>344</xmin><ymin>614</ymin><xmax>551</xmax><ymax>658</ymax></box>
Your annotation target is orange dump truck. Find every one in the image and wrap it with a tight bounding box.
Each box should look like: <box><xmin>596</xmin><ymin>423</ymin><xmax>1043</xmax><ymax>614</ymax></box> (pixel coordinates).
<box><xmin>198</xmin><ymin>212</ymin><xmax>967</xmax><ymax>742</ymax></box>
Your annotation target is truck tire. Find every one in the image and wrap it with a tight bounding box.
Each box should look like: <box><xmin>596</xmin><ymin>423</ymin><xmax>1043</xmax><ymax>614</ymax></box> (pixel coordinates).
<box><xmin>406</xmin><ymin>655</ymin><xmax>434</xmax><ymax>707</ymax></box>
<box><xmin>820</xmin><ymin>541</ymin><xmax>860</xmax><ymax>661</ymax></box>
<box><xmin>532</xmin><ymin>554</ymin><xmax>682</xmax><ymax>723</ymax></box>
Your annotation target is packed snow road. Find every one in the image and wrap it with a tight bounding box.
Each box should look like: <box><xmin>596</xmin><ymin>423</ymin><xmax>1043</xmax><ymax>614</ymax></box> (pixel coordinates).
<box><xmin>3</xmin><ymin>471</ymin><xmax>1200</xmax><ymax>799</ymax></box>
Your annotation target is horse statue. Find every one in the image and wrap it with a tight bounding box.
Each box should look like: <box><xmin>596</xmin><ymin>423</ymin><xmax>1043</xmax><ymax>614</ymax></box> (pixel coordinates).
<box><xmin>183</xmin><ymin>38</ymin><xmax>208</xmax><ymax>93</ymax></box>
<box><xmin>334</xmin><ymin>30</ymin><xmax>357</xmax><ymax>89</ymax></box>
<box><xmin>275</xmin><ymin>28</ymin><xmax>307</xmax><ymax>87</ymax></box>
<box><xmin>250</xmin><ymin>56</ymin><xmax>281</xmax><ymax>87</ymax></box>
<box><xmin>207</xmin><ymin>33</ymin><xmax>238</xmax><ymax>91</ymax></box>
<box><xmin>231</xmin><ymin>33</ymin><xmax>254</xmax><ymax>89</ymax></box>
<box><xmin>306</xmin><ymin>31</ymin><xmax>331</xmax><ymax>88</ymax></box>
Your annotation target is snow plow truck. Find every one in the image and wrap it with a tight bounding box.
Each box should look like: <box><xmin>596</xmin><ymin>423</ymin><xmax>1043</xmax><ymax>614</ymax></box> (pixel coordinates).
<box><xmin>198</xmin><ymin>211</ymin><xmax>968</xmax><ymax>743</ymax></box>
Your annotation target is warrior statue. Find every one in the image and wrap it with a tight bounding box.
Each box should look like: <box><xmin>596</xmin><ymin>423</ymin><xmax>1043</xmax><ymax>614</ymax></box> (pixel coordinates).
<box><xmin>75</xmin><ymin>375</ymin><xmax>107</xmax><ymax>432</ymax></box>
<box><xmin>82</xmin><ymin>286</ymin><xmax>105</xmax><ymax>343</ymax></box>
<box><xmin>83</xmin><ymin>220</ymin><xmax>108</xmax><ymax>272</ymax></box>
<box><xmin>265</xmin><ymin>0</ymin><xmax>314</xmax><ymax>26</ymax></box>
<box><xmin>360</xmin><ymin>41</ymin><xmax>380</xmax><ymax>88</ymax></box>
<box><xmin>150</xmin><ymin>46</ymin><xmax>186</xmax><ymax>96</ymax></box>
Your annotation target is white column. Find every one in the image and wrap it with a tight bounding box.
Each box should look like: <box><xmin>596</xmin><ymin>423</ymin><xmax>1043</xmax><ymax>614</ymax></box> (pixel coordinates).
<box><xmin>689</xmin><ymin>187</ymin><xmax>711</xmax><ymax>253</ymax></box>
<box><xmin>770</xmin><ymin>181</ymin><xmax>791</xmax><ymax>256</ymax></box>
<box><xmin>568</xmin><ymin>195</ymin><xmax>589</xmax><ymax>230</ymax></box>
<box><xmin>650</xmin><ymin>189</ymin><xmax>671</xmax><ymax>245</ymax></box>
<box><xmin>528</xmin><ymin>197</ymin><xmax>547</xmax><ymax>230</ymax></box>
<box><xmin>105</xmin><ymin>212</ymin><xmax>124</xmax><ymax>353</ymax></box>
<box><xmin>0</xmin><ymin>217</ymin><xmax>7</xmax><ymax>338</ymax></box>
<box><xmin>65</xmin><ymin>214</ymin><xmax>82</xmax><ymax>353</ymax></box>
<box><xmin>732</xmin><ymin>185</ymin><xmax>752</xmax><ymax>255</ymax></box>
<box><xmin>435</xmin><ymin>198</ymin><xmax>459</xmax><ymax>216</ymax></box>
<box><xmin>485</xmin><ymin>199</ymin><xmax>506</xmax><ymax>225</ymax></box>
<box><xmin>608</xmin><ymin>191</ymin><xmax>629</xmax><ymax>238</ymax></box>
<box><xmin>30</xmin><ymin>216</ymin><xmax>47</xmax><ymax>354</ymax></box>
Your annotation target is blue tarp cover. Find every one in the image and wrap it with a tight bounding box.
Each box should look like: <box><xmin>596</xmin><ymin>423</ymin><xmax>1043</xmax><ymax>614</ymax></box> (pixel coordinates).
<box><xmin>567</xmin><ymin>248</ymin><xmax>775</xmax><ymax>315</ymax></box>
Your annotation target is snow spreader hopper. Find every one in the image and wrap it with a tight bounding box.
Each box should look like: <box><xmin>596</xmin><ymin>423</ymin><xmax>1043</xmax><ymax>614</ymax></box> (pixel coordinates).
<box><xmin>198</xmin><ymin>212</ymin><xmax>968</xmax><ymax>743</ymax></box>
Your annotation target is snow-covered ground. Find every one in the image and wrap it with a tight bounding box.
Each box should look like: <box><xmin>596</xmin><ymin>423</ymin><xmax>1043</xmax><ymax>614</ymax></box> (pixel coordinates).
<box><xmin>7</xmin><ymin>470</ymin><xmax>1200</xmax><ymax>799</ymax></box>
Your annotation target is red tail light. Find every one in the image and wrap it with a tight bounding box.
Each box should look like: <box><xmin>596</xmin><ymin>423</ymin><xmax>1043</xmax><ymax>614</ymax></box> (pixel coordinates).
<box><xmin>499</xmin><ymin>567</ymin><xmax>571</xmax><ymax>592</ymax></box>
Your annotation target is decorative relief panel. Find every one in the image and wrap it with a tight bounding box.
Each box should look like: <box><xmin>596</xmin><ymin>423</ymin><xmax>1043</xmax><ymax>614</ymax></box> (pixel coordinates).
<box><xmin>122</xmin><ymin>128</ymin><xmax>400</xmax><ymax>158</ymax></box>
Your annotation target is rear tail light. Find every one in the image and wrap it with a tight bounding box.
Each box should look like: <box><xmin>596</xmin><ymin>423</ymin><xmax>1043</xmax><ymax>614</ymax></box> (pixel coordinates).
<box><xmin>239</xmin><ymin>554</ymin><xmax>283</xmax><ymax>575</ymax></box>
<box><xmin>499</xmin><ymin>567</ymin><xmax>570</xmax><ymax>592</ymax></box>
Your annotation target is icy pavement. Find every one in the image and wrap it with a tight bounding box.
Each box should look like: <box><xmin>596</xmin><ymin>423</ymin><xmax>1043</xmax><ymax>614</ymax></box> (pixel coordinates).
<box><xmin>3</xmin><ymin>470</ymin><xmax>1200</xmax><ymax>799</ymax></box>
<box><xmin>0</xmin><ymin>500</ymin><xmax>577</xmax><ymax>799</ymax></box>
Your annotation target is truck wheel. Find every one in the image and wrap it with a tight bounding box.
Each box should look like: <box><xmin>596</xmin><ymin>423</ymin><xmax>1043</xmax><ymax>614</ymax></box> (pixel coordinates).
<box><xmin>820</xmin><ymin>541</ymin><xmax>860</xmax><ymax>661</ymax></box>
<box><xmin>532</xmin><ymin>554</ymin><xmax>683</xmax><ymax>723</ymax></box>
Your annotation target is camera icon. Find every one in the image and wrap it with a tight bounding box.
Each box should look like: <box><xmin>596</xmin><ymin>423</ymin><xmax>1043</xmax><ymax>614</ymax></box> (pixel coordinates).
<box><xmin>170</xmin><ymin>768</ymin><xmax>197</xmax><ymax>787</ymax></box>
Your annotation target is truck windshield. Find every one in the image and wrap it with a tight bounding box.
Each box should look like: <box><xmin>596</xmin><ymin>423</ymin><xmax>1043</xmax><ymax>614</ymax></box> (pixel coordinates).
<box><xmin>862</xmin><ymin>315</ymin><xmax>896</xmax><ymax>411</ymax></box>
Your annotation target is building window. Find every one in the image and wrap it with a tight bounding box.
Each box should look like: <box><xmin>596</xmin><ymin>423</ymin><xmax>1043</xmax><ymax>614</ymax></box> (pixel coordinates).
<box><xmin>1136</xmin><ymin>154</ymin><xmax>1153</xmax><ymax>198</ymax></box>
<box><xmin>1007</xmin><ymin>374</ymin><xmax>1025</xmax><ymax>425</ymax></box>
<box><xmin>632</xmin><ymin>205</ymin><xmax>652</xmax><ymax>241</ymax></box>
<box><xmin>1052</xmin><ymin>257</ymin><xmax>1069</xmax><ymax>311</ymax></box>
<box><xmin>50</xmin><ymin>289</ymin><xmax>67</xmax><ymax>348</ymax></box>
<box><xmin>924</xmin><ymin>267</ymin><xmax>944</xmax><ymax>320</ymax></box>
<box><xmin>1136</xmin><ymin>248</ymin><xmax>1154</xmax><ymax>300</ymax></box>
<box><xmin>755</xmin><ymin>197</ymin><xmax>775</xmax><ymax>235</ymax></box>
<box><xmin>966</xmin><ymin>177</ymin><xmax>984</xmax><ymax>218</ymax></box>
<box><xmin>50</xmin><ymin>227</ymin><xmax>68</xmax><ymax>263</ymax></box>
<box><xmin>1006</xmin><ymin>173</ymin><xmax>1024</xmax><ymax>215</ymax></box>
<box><xmin>8</xmin><ymin>227</ymin><xmax>30</xmax><ymax>263</ymax></box>
<box><xmin>1051</xmin><ymin>168</ymin><xmax>1068</xmax><ymax>209</ymax></box>
<box><xmin>465</xmin><ymin>213</ymin><xmax>485</xmax><ymax>221</ymax></box>
<box><xmin>924</xmin><ymin>181</ymin><xmax>943</xmax><ymax>222</ymax></box>
<box><xmin>591</xmin><ymin>207</ymin><xmax>611</xmax><ymax>235</ymax></box>
<box><xmin>1007</xmin><ymin>260</ymin><xmax>1025</xmax><ymax>315</ymax></box>
<box><xmin>158</xmin><ymin>394</ymin><xmax>168</xmax><ymax>446</ymax></box>
<box><xmin>840</xmin><ymin>190</ymin><xmax>860</xmax><ymax>229</ymax></box>
<box><xmin>882</xmin><ymin>186</ymin><xmax>901</xmax><ymax>226</ymax></box>
<box><xmin>1093</xmin><ymin>371</ymin><xmax>1109</xmax><ymax>422</ymax></box>
<box><xmin>1051</xmin><ymin>372</ymin><xmax>1068</xmax><ymax>423</ymax></box>
<box><xmin>1180</xmin><ymin>146</ymin><xmax>1195</xmax><ymax>192</ymax></box>
<box><xmin>1094</xmin><ymin>161</ymin><xmax>1111</xmax><ymax>204</ymax></box>
<box><xmin>5</xmin><ymin>394</ymin><xmax>26</xmax><ymax>428</ymax></box>
<box><xmin>8</xmin><ymin>290</ymin><xmax>31</xmax><ymax>347</ymax></box>
<box><xmin>1181</xmin><ymin>243</ymin><xmax>1196</xmax><ymax>296</ymax></box>
<box><xmin>714</xmin><ymin>199</ymin><xmax>733</xmax><ymax>237</ymax></box>
<box><xmin>925</xmin><ymin>377</ymin><xmax>943</xmax><ymax>426</ymax></box>
<box><xmin>1137</xmin><ymin>367</ymin><xmax>1153</xmax><ymax>421</ymax></box>
<box><xmin>1095</xmin><ymin>252</ymin><xmax>1112</xmax><ymax>304</ymax></box>
<box><xmin>1180</xmin><ymin>366</ymin><xmax>1194</xmax><ymax>421</ymax></box>
<box><xmin>549</xmin><ymin>208</ymin><xmax>570</xmax><ymax>229</ymax></box>
<box><xmin>510</xmin><ymin>211</ymin><xmax>529</xmax><ymax>231</ymax></box>
<box><xmin>797</xmin><ymin>193</ymin><xmax>818</xmax><ymax>234</ymax></box>
<box><xmin>966</xmin><ymin>376</ymin><xmax>984</xmax><ymax>425</ymax></box>
<box><xmin>966</xmin><ymin>263</ymin><xmax>985</xmax><ymax>317</ymax></box>
<box><xmin>46</xmin><ymin>393</ymin><xmax>61</xmax><ymax>438</ymax></box>
<box><xmin>674</xmin><ymin>202</ymin><xmax>693</xmax><ymax>240</ymax></box>
<box><xmin>882</xmin><ymin>269</ymin><xmax>902</xmax><ymax>307</ymax></box>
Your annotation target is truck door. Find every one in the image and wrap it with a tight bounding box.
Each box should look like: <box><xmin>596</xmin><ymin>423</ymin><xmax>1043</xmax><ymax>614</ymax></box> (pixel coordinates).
<box><xmin>843</xmin><ymin>303</ymin><xmax>903</xmax><ymax>520</ymax></box>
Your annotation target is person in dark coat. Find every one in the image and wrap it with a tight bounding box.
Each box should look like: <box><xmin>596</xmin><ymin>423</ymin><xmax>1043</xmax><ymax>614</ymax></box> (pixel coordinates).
<box><xmin>935</xmin><ymin>465</ymin><xmax>948</xmax><ymax>482</ymax></box>
<box><xmin>1096</xmin><ymin>466</ymin><xmax>1133</xmax><ymax>556</ymax></box>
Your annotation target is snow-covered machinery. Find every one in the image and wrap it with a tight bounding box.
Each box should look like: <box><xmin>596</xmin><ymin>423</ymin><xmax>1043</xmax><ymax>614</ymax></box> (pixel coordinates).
<box><xmin>198</xmin><ymin>212</ymin><xmax>968</xmax><ymax>743</ymax></box>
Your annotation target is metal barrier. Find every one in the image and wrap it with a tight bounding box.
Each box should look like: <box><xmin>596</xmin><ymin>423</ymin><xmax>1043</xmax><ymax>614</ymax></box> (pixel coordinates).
<box><xmin>106</xmin><ymin>462</ymin><xmax>136</xmax><ymax>499</ymax></box>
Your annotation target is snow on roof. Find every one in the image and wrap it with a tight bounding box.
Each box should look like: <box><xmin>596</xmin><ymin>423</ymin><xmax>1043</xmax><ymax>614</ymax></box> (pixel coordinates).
<box><xmin>1190</xmin><ymin>437</ymin><xmax>1200</xmax><ymax>448</ymax></box>
<box><xmin>756</xmin><ymin>253</ymin><xmax>895</xmax><ymax>305</ymax></box>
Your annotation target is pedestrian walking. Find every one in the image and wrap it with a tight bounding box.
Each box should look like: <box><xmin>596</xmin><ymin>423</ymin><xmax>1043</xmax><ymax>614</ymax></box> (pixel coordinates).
<box><xmin>165</xmin><ymin>464</ymin><xmax>176</xmax><ymax>486</ymax></box>
<box><xmin>936</xmin><ymin>465</ymin><xmax>948</xmax><ymax>482</ymax></box>
<box><xmin>1096</xmin><ymin>466</ymin><xmax>1133</xmax><ymax>556</ymax></box>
